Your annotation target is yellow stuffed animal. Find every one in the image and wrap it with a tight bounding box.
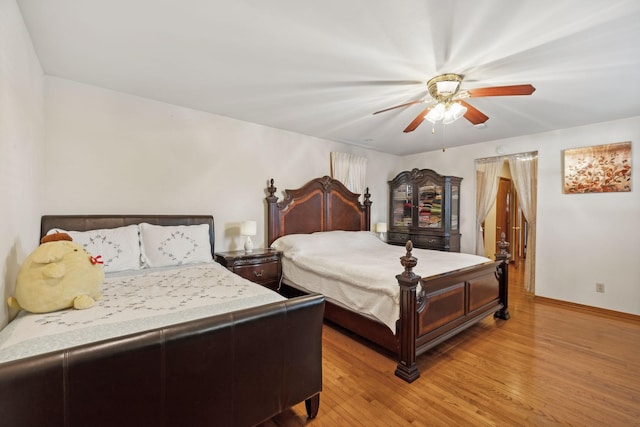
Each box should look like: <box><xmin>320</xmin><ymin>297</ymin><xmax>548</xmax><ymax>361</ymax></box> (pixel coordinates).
<box><xmin>7</xmin><ymin>233</ymin><xmax>105</xmax><ymax>313</ymax></box>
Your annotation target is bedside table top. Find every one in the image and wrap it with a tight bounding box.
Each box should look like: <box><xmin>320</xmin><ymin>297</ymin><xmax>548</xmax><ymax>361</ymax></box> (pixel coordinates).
<box><xmin>214</xmin><ymin>248</ymin><xmax>281</xmax><ymax>261</ymax></box>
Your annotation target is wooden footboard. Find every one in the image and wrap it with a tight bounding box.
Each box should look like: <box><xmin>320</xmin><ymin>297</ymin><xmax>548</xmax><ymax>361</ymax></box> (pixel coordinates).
<box><xmin>395</xmin><ymin>241</ymin><xmax>509</xmax><ymax>382</ymax></box>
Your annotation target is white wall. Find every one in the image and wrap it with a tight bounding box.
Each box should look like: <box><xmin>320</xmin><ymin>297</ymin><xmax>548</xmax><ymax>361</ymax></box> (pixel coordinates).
<box><xmin>44</xmin><ymin>77</ymin><xmax>398</xmax><ymax>253</ymax></box>
<box><xmin>399</xmin><ymin>117</ymin><xmax>640</xmax><ymax>316</ymax></box>
<box><xmin>0</xmin><ymin>0</ymin><xmax>45</xmax><ymax>327</ymax></box>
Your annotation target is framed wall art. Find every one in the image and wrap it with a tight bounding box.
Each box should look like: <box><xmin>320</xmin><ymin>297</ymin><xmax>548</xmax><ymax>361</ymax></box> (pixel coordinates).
<box><xmin>563</xmin><ymin>141</ymin><xmax>631</xmax><ymax>194</ymax></box>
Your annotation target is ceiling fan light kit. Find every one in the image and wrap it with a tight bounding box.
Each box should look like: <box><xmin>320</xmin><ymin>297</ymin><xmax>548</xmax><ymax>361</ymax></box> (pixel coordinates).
<box><xmin>425</xmin><ymin>74</ymin><xmax>468</xmax><ymax>125</ymax></box>
<box><xmin>373</xmin><ymin>73</ymin><xmax>535</xmax><ymax>133</ymax></box>
<box><xmin>426</xmin><ymin>101</ymin><xmax>468</xmax><ymax>124</ymax></box>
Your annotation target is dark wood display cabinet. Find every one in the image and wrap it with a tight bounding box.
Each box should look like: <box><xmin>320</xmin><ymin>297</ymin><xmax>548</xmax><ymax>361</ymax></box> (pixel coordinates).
<box><xmin>388</xmin><ymin>168</ymin><xmax>462</xmax><ymax>252</ymax></box>
<box><xmin>214</xmin><ymin>248</ymin><xmax>282</xmax><ymax>291</ymax></box>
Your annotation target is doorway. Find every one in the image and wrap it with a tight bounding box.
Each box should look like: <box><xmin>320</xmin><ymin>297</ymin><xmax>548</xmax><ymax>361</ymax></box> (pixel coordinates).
<box><xmin>475</xmin><ymin>152</ymin><xmax>537</xmax><ymax>292</ymax></box>
<box><xmin>492</xmin><ymin>176</ymin><xmax>526</xmax><ymax>266</ymax></box>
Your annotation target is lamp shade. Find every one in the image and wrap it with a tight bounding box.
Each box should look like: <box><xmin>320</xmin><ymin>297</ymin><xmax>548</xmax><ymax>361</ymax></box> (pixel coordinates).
<box><xmin>240</xmin><ymin>220</ymin><xmax>257</xmax><ymax>236</ymax></box>
<box><xmin>425</xmin><ymin>103</ymin><xmax>445</xmax><ymax>123</ymax></box>
<box><xmin>375</xmin><ymin>222</ymin><xmax>387</xmax><ymax>233</ymax></box>
<box><xmin>442</xmin><ymin>102</ymin><xmax>468</xmax><ymax>124</ymax></box>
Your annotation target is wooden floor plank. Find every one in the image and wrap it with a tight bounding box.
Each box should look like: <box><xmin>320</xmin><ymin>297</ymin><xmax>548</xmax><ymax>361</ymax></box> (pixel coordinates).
<box><xmin>261</xmin><ymin>264</ymin><xmax>640</xmax><ymax>426</ymax></box>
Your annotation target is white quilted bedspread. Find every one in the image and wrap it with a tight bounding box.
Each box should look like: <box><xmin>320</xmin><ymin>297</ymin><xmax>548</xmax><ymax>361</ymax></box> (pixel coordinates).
<box><xmin>272</xmin><ymin>231</ymin><xmax>491</xmax><ymax>331</ymax></box>
<box><xmin>0</xmin><ymin>262</ymin><xmax>284</xmax><ymax>363</ymax></box>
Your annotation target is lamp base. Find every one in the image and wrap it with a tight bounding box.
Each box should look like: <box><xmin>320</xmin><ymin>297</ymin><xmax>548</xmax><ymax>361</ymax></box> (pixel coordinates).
<box><xmin>244</xmin><ymin>236</ymin><xmax>254</xmax><ymax>252</ymax></box>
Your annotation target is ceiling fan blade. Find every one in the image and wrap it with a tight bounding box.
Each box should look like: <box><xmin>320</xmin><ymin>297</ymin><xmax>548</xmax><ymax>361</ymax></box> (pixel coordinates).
<box><xmin>373</xmin><ymin>100</ymin><xmax>424</xmax><ymax>115</ymax></box>
<box><xmin>460</xmin><ymin>100</ymin><xmax>489</xmax><ymax>125</ymax></box>
<box><xmin>311</xmin><ymin>80</ymin><xmax>424</xmax><ymax>89</ymax></box>
<box><xmin>403</xmin><ymin>106</ymin><xmax>431</xmax><ymax>133</ymax></box>
<box><xmin>467</xmin><ymin>84</ymin><xmax>536</xmax><ymax>98</ymax></box>
<box><xmin>361</xmin><ymin>80</ymin><xmax>423</xmax><ymax>86</ymax></box>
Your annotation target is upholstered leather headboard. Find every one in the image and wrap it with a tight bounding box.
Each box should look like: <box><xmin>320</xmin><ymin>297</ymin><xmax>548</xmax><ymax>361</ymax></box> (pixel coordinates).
<box><xmin>40</xmin><ymin>215</ymin><xmax>215</xmax><ymax>255</ymax></box>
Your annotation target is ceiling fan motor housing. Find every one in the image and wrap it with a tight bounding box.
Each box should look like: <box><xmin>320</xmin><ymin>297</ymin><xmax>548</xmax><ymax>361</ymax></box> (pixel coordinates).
<box><xmin>427</xmin><ymin>73</ymin><xmax>463</xmax><ymax>102</ymax></box>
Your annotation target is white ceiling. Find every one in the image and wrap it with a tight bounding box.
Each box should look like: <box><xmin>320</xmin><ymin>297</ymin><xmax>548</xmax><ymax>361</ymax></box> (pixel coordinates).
<box><xmin>17</xmin><ymin>0</ymin><xmax>640</xmax><ymax>155</ymax></box>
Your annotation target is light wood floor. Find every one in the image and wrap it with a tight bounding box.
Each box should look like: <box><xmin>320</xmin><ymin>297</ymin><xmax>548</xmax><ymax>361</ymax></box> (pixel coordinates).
<box><xmin>260</xmin><ymin>263</ymin><xmax>640</xmax><ymax>426</ymax></box>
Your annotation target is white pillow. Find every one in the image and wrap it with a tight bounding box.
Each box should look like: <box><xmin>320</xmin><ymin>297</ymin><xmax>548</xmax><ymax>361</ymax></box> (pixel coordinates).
<box><xmin>139</xmin><ymin>223</ymin><xmax>213</xmax><ymax>268</ymax></box>
<box><xmin>47</xmin><ymin>224</ymin><xmax>142</xmax><ymax>273</ymax></box>
<box><xmin>271</xmin><ymin>231</ymin><xmax>382</xmax><ymax>256</ymax></box>
<box><xmin>271</xmin><ymin>233</ymin><xmax>313</xmax><ymax>254</ymax></box>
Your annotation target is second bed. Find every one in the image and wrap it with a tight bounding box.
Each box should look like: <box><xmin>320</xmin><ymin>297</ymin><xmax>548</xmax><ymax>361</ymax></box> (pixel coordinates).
<box><xmin>266</xmin><ymin>176</ymin><xmax>510</xmax><ymax>383</ymax></box>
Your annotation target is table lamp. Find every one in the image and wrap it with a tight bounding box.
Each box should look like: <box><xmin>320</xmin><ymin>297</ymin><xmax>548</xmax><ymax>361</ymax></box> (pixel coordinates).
<box><xmin>240</xmin><ymin>220</ymin><xmax>257</xmax><ymax>252</ymax></box>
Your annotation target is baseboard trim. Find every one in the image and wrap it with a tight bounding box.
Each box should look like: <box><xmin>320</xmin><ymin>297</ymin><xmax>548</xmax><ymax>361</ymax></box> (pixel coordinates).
<box><xmin>534</xmin><ymin>296</ymin><xmax>640</xmax><ymax>323</ymax></box>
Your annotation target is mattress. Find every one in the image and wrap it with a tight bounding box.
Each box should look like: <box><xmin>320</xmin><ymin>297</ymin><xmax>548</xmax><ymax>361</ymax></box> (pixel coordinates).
<box><xmin>0</xmin><ymin>262</ymin><xmax>285</xmax><ymax>363</ymax></box>
<box><xmin>272</xmin><ymin>231</ymin><xmax>491</xmax><ymax>332</ymax></box>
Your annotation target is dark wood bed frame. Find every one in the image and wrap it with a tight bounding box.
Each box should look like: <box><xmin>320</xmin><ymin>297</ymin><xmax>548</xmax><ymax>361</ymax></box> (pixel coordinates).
<box><xmin>266</xmin><ymin>177</ymin><xmax>509</xmax><ymax>383</ymax></box>
<box><xmin>0</xmin><ymin>215</ymin><xmax>325</xmax><ymax>427</ymax></box>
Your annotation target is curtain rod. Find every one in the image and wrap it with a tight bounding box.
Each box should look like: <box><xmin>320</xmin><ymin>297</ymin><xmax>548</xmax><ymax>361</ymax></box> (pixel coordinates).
<box><xmin>475</xmin><ymin>150</ymin><xmax>538</xmax><ymax>163</ymax></box>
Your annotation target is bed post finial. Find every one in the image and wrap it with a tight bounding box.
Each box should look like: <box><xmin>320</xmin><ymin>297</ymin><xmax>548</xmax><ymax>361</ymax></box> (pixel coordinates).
<box><xmin>399</xmin><ymin>240</ymin><xmax>417</xmax><ymax>278</ymax></box>
<box><xmin>496</xmin><ymin>232</ymin><xmax>510</xmax><ymax>260</ymax></box>
<box><xmin>267</xmin><ymin>179</ymin><xmax>277</xmax><ymax>199</ymax></box>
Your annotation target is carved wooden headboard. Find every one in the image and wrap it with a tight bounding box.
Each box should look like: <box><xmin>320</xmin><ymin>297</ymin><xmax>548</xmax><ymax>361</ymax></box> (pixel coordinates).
<box><xmin>266</xmin><ymin>176</ymin><xmax>371</xmax><ymax>245</ymax></box>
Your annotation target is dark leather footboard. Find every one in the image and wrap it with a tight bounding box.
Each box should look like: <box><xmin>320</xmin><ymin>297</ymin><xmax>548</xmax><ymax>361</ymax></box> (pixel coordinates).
<box><xmin>0</xmin><ymin>293</ymin><xmax>325</xmax><ymax>427</ymax></box>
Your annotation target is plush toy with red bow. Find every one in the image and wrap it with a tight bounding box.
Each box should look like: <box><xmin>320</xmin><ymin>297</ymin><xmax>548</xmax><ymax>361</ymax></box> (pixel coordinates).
<box><xmin>7</xmin><ymin>232</ymin><xmax>105</xmax><ymax>313</ymax></box>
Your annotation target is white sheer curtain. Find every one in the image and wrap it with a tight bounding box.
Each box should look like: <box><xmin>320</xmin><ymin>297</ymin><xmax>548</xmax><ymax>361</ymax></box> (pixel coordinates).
<box><xmin>508</xmin><ymin>152</ymin><xmax>538</xmax><ymax>293</ymax></box>
<box><xmin>475</xmin><ymin>157</ymin><xmax>503</xmax><ymax>255</ymax></box>
<box><xmin>330</xmin><ymin>152</ymin><xmax>367</xmax><ymax>199</ymax></box>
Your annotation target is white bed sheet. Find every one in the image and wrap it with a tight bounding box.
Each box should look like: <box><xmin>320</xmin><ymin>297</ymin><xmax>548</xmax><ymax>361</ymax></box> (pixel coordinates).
<box><xmin>272</xmin><ymin>231</ymin><xmax>492</xmax><ymax>332</ymax></box>
<box><xmin>0</xmin><ymin>262</ymin><xmax>285</xmax><ymax>363</ymax></box>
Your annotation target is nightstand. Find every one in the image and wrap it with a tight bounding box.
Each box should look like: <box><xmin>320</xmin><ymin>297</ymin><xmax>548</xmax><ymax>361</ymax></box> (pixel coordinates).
<box><xmin>214</xmin><ymin>248</ymin><xmax>282</xmax><ymax>291</ymax></box>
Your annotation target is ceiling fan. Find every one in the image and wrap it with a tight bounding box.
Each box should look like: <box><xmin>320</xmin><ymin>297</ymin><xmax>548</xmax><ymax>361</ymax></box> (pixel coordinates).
<box><xmin>373</xmin><ymin>73</ymin><xmax>535</xmax><ymax>133</ymax></box>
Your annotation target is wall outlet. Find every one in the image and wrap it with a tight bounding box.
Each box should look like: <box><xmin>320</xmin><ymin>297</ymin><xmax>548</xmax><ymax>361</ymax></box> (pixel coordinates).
<box><xmin>596</xmin><ymin>282</ymin><xmax>605</xmax><ymax>293</ymax></box>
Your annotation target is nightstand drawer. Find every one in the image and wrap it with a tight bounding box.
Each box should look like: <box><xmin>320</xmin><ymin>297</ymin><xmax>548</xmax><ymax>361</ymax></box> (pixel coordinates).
<box><xmin>214</xmin><ymin>249</ymin><xmax>283</xmax><ymax>292</ymax></box>
<box><xmin>234</xmin><ymin>261</ymin><xmax>280</xmax><ymax>284</ymax></box>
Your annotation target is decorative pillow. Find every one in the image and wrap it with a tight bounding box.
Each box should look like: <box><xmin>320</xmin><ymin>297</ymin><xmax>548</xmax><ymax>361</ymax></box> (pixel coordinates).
<box><xmin>139</xmin><ymin>223</ymin><xmax>213</xmax><ymax>268</ymax></box>
<box><xmin>47</xmin><ymin>225</ymin><xmax>141</xmax><ymax>273</ymax></box>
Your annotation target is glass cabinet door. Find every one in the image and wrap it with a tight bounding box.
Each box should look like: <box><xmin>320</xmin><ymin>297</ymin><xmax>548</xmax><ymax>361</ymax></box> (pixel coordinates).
<box><xmin>392</xmin><ymin>183</ymin><xmax>413</xmax><ymax>227</ymax></box>
<box><xmin>418</xmin><ymin>180</ymin><xmax>442</xmax><ymax>229</ymax></box>
<box><xmin>451</xmin><ymin>184</ymin><xmax>459</xmax><ymax>230</ymax></box>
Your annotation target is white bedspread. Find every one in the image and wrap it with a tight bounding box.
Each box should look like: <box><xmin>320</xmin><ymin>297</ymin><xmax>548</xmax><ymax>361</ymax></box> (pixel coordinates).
<box><xmin>272</xmin><ymin>231</ymin><xmax>491</xmax><ymax>332</ymax></box>
<box><xmin>0</xmin><ymin>262</ymin><xmax>285</xmax><ymax>363</ymax></box>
